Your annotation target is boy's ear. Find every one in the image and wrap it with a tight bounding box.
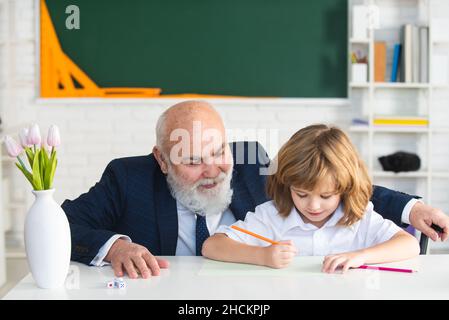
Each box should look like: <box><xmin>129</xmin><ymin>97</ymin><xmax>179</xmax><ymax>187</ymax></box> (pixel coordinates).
<box><xmin>153</xmin><ymin>146</ymin><xmax>168</xmax><ymax>174</ymax></box>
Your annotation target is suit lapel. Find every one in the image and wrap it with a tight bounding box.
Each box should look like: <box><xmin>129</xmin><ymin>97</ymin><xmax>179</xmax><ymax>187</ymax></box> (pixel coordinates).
<box><xmin>229</xmin><ymin>168</ymin><xmax>255</xmax><ymax>221</ymax></box>
<box><xmin>154</xmin><ymin>168</ymin><xmax>178</xmax><ymax>255</ymax></box>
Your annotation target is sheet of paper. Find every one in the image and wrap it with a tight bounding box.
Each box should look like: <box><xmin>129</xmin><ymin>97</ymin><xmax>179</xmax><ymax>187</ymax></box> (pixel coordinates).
<box><xmin>198</xmin><ymin>258</ymin><xmax>323</xmax><ymax>276</ymax></box>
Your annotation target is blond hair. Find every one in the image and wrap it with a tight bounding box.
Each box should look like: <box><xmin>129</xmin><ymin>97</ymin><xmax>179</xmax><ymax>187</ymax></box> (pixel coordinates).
<box><xmin>266</xmin><ymin>124</ymin><xmax>372</xmax><ymax>226</ymax></box>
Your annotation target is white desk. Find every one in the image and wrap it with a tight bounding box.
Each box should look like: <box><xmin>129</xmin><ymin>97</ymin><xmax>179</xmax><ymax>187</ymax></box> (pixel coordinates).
<box><xmin>3</xmin><ymin>255</ymin><xmax>449</xmax><ymax>300</ymax></box>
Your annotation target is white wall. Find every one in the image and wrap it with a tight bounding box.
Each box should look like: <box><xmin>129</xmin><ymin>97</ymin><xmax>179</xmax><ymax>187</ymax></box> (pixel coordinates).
<box><xmin>0</xmin><ymin>0</ymin><xmax>353</xmax><ymax>248</ymax></box>
<box><xmin>0</xmin><ymin>0</ymin><xmax>448</xmax><ymax>253</ymax></box>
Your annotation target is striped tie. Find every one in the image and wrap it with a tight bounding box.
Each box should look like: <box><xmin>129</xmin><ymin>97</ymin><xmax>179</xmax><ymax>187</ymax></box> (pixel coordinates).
<box><xmin>196</xmin><ymin>214</ymin><xmax>210</xmax><ymax>256</ymax></box>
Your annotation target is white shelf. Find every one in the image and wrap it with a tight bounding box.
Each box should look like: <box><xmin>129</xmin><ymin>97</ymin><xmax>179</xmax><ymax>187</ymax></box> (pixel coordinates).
<box><xmin>432</xmin><ymin>172</ymin><xmax>449</xmax><ymax>178</ymax></box>
<box><xmin>351</xmin><ymin>126</ymin><xmax>449</xmax><ymax>133</ymax></box>
<box><xmin>349</xmin><ymin>83</ymin><xmax>369</xmax><ymax>88</ymax></box>
<box><xmin>351</xmin><ymin>82</ymin><xmax>448</xmax><ymax>89</ymax></box>
<box><xmin>349</xmin><ymin>125</ymin><xmax>369</xmax><ymax>132</ymax></box>
<box><xmin>433</xmin><ymin>39</ymin><xmax>449</xmax><ymax>45</ymax></box>
<box><xmin>350</xmin><ymin>125</ymin><xmax>429</xmax><ymax>133</ymax></box>
<box><xmin>349</xmin><ymin>38</ymin><xmax>370</xmax><ymax>44</ymax></box>
<box><xmin>372</xmin><ymin>171</ymin><xmax>428</xmax><ymax>178</ymax></box>
<box><xmin>374</xmin><ymin>83</ymin><xmax>430</xmax><ymax>89</ymax></box>
<box><xmin>432</xmin><ymin>84</ymin><xmax>449</xmax><ymax>89</ymax></box>
<box><xmin>432</xmin><ymin>127</ymin><xmax>449</xmax><ymax>133</ymax></box>
<box><xmin>372</xmin><ymin>126</ymin><xmax>428</xmax><ymax>132</ymax></box>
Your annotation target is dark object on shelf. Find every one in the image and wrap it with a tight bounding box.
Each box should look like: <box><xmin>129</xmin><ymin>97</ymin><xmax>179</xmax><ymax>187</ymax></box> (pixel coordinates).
<box><xmin>378</xmin><ymin>151</ymin><xmax>421</xmax><ymax>173</ymax></box>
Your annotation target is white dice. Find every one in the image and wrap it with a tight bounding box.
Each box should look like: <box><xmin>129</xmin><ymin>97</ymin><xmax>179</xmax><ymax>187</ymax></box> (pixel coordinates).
<box><xmin>107</xmin><ymin>277</ymin><xmax>126</xmax><ymax>289</ymax></box>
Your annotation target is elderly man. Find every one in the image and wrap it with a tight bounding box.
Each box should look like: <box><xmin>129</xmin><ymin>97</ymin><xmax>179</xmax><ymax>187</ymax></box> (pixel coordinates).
<box><xmin>62</xmin><ymin>100</ymin><xmax>449</xmax><ymax>279</ymax></box>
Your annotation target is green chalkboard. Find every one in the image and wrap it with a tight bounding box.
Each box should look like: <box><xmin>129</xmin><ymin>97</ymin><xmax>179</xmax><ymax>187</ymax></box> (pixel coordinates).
<box><xmin>45</xmin><ymin>0</ymin><xmax>348</xmax><ymax>98</ymax></box>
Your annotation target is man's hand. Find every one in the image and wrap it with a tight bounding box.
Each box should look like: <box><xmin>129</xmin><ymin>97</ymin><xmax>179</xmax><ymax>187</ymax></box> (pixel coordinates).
<box><xmin>104</xmin><ymin>239</ymin><xmax>170</xmax><ymax>279</ymax></box>
<box><xmin>410</xmin><ymin>202</ymin><xmax>449</xmax><ymax>241</ymax></box>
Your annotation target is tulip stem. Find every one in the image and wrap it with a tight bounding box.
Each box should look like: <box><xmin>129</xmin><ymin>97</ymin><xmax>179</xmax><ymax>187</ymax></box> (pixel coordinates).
<box><xmin>17</xmin><ymin>156</ymin><xmax>28</xmax><ymax>172</ymax></box>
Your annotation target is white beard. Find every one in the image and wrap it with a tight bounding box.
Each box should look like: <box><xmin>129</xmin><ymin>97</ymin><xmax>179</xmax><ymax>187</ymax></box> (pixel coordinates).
<box><xmin>166</xmin><ymin>166</ymin><xmax>234</xmax><ymax>217</ymax></box>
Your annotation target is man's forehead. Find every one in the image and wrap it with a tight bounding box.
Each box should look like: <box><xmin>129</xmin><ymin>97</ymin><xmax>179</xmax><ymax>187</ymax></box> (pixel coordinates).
<box><xmin>174</xmin><ymin>122</ymin><xmax>225</xmax><ymax>135</ymax></box>
<box><xmin>166</xmin><ymin>109</ymin><xmax>224</xmax><ymax>130</ymax></box>
<box><xmin>168</xmin><ymin>122</ymin><xmax>226</xmax><ymax>144</ymax></box>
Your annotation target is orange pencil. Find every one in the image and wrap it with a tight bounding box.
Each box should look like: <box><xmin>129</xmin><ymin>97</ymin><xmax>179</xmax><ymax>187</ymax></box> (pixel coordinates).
<box><xmin>231</xmin><ymin>225</ymin><xmax>279</xmax><ymax>245</ymax></box>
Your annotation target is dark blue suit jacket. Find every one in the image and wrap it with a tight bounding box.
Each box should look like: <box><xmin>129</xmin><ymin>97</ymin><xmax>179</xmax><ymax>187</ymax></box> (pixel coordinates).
<box><xmin>62</xmin><ymin>141</ymin><xmax>416</xmax><ymax>265</ymax></box>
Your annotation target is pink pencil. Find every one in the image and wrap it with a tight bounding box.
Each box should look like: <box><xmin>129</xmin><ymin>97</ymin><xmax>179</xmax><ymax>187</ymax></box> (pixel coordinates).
<box><xmin>358</xmin><ymin>265</ymin><xmax>416</xmax><ymax>273</ymax></box>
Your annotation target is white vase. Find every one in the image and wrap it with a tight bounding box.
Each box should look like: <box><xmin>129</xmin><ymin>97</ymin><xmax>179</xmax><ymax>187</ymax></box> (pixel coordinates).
<box><xmin>24</xmin><ymin>189</ymin><xmax>71</xmax><ymax>289</ymax></box>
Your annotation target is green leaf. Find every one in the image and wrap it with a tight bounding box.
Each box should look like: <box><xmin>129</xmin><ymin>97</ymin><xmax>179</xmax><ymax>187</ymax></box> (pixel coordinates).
<box><xmin>41</xmin><ymin>148</ymin><xmax>49</xmax><ymax>166</ymax></box>
<box><xmin>39</xmin><ymin>148</ymin><xmax>46</xmax><ymax>188</ymax></box>
<box><xmin>41</xmin><ymin>149</ymin><xmax>50</xmax><ymax>188</ymax></box>
<box><xmin>44</xmin><ymin>150</ymin><xmax>53</xmax><ymax>189</ymax></box>
<box><xmin>32</xmin><ymin>149</ymin><xmax>43</xmax><ymax>190</ymax></box>
<box><xmin>39</xmin><ymin>149</ymin><xmax>43</xmax><ymax>185</ymax></box>
<box><xmin>44</xmin><ymin>150</ymin><xmax>57</xmax><ymax>189</ymax></box>
<box><xmin>48</xmin><ymin>151</ymin><xmax>57</xmax><ymax>189</ymax></box>
<box><xmin>15</xmin><ymin>162</ymin><xmax>37</xmax><ymax>189</ymax></box>
<box><xmin>25</xmin><ymin>147</ymin><xmax>34</xmax><ymax>167</ymax></box>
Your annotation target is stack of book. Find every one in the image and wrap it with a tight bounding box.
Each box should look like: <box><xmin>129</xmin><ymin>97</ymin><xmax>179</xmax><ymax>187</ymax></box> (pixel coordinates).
<box><xmin>373</xmin><ymin>116</ymin><xmax>428</xmax><ymax>127</ymax></box>
<box><xmin>391</xmin><ymin>24</ymin><xmax>428</xmax><ymax>83</ymax></box>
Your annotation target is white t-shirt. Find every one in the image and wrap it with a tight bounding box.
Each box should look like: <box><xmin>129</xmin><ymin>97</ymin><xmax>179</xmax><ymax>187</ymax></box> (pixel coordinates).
<box><xmin>215</xmin><ymin>200</ymin><xmax>401</xmax><ymax>256</ymax></box>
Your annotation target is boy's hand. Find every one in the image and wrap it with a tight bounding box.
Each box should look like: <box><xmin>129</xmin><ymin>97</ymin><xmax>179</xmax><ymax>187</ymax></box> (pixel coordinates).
<box><xmin>322</xmin><ymin>251</ymin><xmax>366</xmax><ymax>274</ymax></box>
<box><xmin>262</xmin><ymin>240</ymin><xmax>297</xmax><ymax>269</ymax></box>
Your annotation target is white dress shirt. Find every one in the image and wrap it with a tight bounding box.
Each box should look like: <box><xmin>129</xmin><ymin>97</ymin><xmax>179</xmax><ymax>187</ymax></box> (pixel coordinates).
<box><xmin>175</xmin><ymin>202</ymin><xmax>237</xmax><ymax>255</ymax></box>
<box><xmin>215</xmin><ymin>200</ymin><xmax>402</xmax><ymax>256</ymax></box>
<box><xmin>90</xmin><ymin>202</ymin><xmax>237</xmax><ymax>266</ymax></box>
<box><xmin>90</xmin><ymin>198</ymin><xmax>416</xmax><ymax>265</ymax></box>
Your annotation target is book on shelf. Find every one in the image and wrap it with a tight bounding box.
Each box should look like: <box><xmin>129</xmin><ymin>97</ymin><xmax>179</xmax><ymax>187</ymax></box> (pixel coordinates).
<box><xmin>412</xmin><ymin>25</ymin><xmax>420</xmax><ymax>83</ymax></box>
<box><xmin>390</xmin><ymin>44</ymin><xmax>401</xmax><ymax>82</ymax></box>
<box><xmin>374</xmin><ymin>42</ymin><xmax>386</xmax><ymax>82</ymax></box>
<box><xmin>419</xmin><ymin>26</ymin><xmax>428</xmax><ymax>83</ymax></box>
<box><xmin>351</xmin><ymin>118</ymin><xmax>369</xmax><ymax>126</ymax></box>
<box><xmin>398</xmin><ymin>24</ymin><xmax>428</xmax><ymax>83</ymax></box>
<box><xmin>401</xmin><ymin>24</ymin><xmax>413</xmax><ymax>83</ymax></box>
<box><xmin>373</xmin><ymin>116</ymin><xmax>428</xmax><ymax>126</ymax></box>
